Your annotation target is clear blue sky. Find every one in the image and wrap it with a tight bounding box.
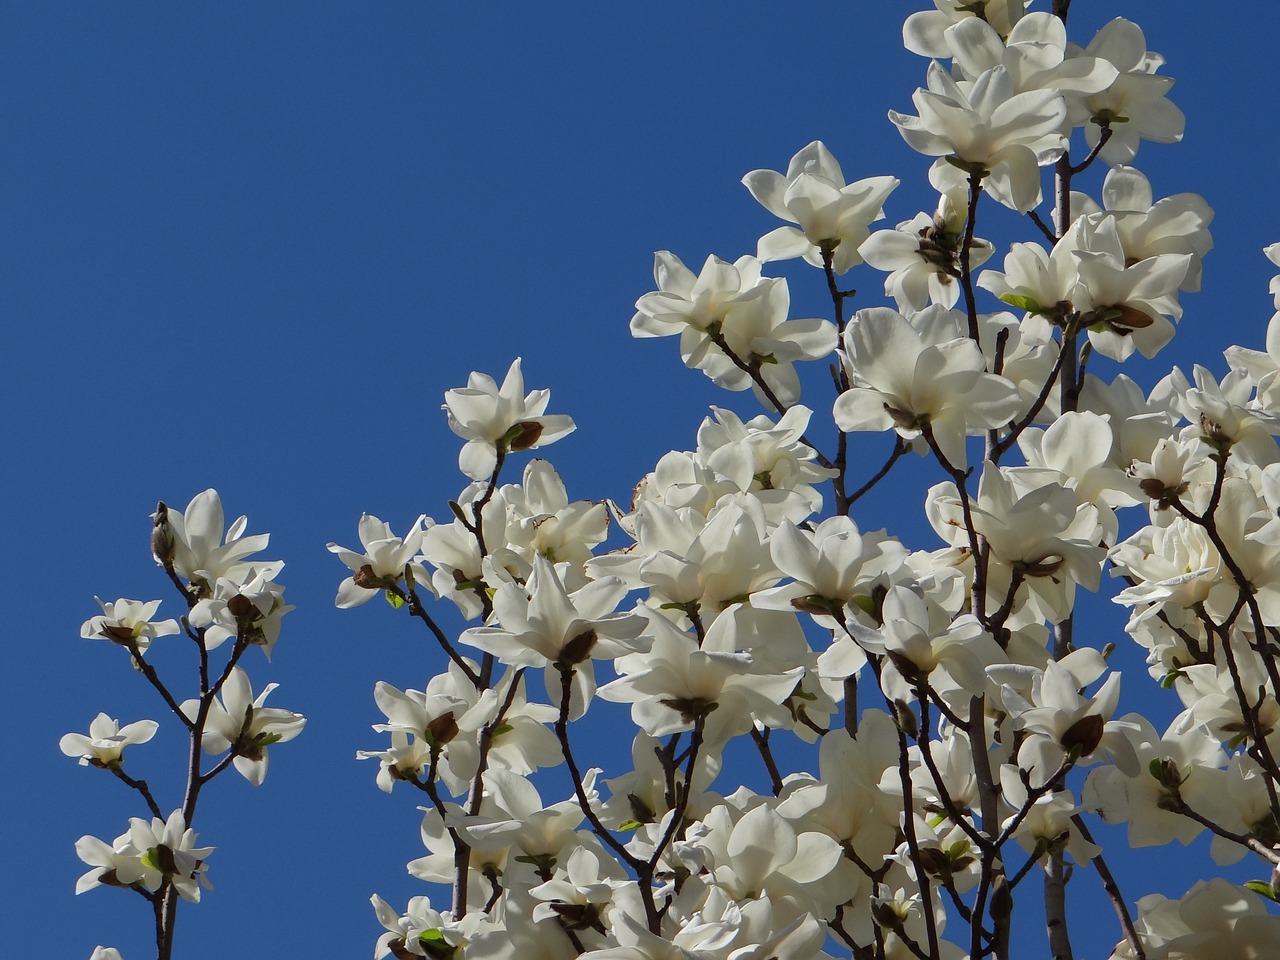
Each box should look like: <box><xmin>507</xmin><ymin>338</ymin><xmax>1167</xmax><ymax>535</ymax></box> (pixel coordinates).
<box><xmin>4</xmin><ymin>2</ymin><xmax>1278</xmax><ymax>957</ymax></box>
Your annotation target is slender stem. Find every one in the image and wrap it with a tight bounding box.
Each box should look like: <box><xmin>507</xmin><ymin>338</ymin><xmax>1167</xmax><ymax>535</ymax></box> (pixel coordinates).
<box><xmin>109</xmin><ymin>766</ymin><xmax>164</xmax><ymax>820</ymax></box>
<box><xmin>847</xmin><ymin>436</ymin><xmax>908</xmax><ymax>506</ymax></box>
<box><xmin>894</xmin><ymin>722</ymin><xmax>942</xmax><ymax>960</ymax></box>
<box><xmin>1045</xmin><ymin>853</ymin><xmax>1074</xmax><ymax>960</ymax></box>
<box><xmin>1072</xmin><ymin>815</ymin><xmax>1146</xmax><ymax>960</ymax></box>
<box><xmin>750</xmin><ymin>726</ymin><xmax>784</xmax><ymax>796</ymax></box>
<box><xmin>391</xmin><ymin>582</ymin><xmax>481</xmax><ymax>687</ymax></box>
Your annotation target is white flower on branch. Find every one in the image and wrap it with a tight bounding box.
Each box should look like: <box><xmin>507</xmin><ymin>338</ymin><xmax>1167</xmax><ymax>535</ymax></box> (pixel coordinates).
<box><xmin>741</xmin><ymin>140</ymin><xmax>898</xmax><ymax>275</ymax></box>
<box><xmin>443</xmin><ymin>358</ymin><xmax>576</xmax><ymax>481</ymax></box>
<box><xmin>60</xmin><ymin>713</ymin><xmax>158</xmax><ymax>769</ymax></box>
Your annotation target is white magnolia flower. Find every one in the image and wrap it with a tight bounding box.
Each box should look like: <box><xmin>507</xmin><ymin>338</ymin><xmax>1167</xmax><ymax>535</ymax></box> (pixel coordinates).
<box><xmin>60</xmin><ymin>713</ymin><xmax>158</xmax><ymax>768</ymax></box>
<box><xmin>742</xmin><ymin>140</ymin><xmax>898</xmax><ymax>274</ymax></box>
<box><xmin>835</xmin><ymin>306</ymin><xmax>1021</xmax><ymax>468</ymax></box>
<box><xmin>327</xmin><ymin>513</ymin><xmax>431</xmax><ymax>608</ymax></box>
<box><xmin>859</xmin><ymin>190</ymin><xmax>993</xmax><ymax>312</ymax></box>
<box><xmin>189</xmin><ymin>569</ymin><xmax>293</xmax><ymax>656</ymax></box>
<box><xmin>947</xmin><ymin>12</ymin><xmax>1119</xmax><ymax>105</ymax></box>
<box><xmin>903</xmin><ymin>0</ymin><xmax>1029</xmax><ymax>58</ymax></box>
<box><xmin>76</xmin><ymin>810</ymin><xmax>213</xmax><ymax>903</ymax></box>
<box><xmin>443</xmin><ymin>359</ymin><xmax>576</xmax><ymax>481</ymax></box>
<box><xmin>631</xmin><ymin>251</ymin><xmax>835</xmax><ymax>406</ymax></box>
<box><xmin>1003</xmin><ymin>661</ymin><xmax>1138</xmax><ymax>787</ymax></box>
<box><xmin>162</xmin><ymin>489</ymin><xmax>280</xmax><ymax>593</ymax></box>
<box><xmin>81</xmin><ymin>597</ymin><xmax>179</xmax><ymax>654</ymax></box>
<box><xmin>371</xmin><ymin>894</ymin><xmax>473</xmax><ymax>960</ymax></box>
<box><xmin>181</xmin><ymin>666</ymin><xmax>305</xmax><ymax>786</ymax></box>
<box><xmin>890</xmin><ymin>62</ymin><xmax>1067</xmax><ymax>212</ymax></box>
<box><xmin>1070</xmin><ymin>18</ymin><xmax>1185</xmax><ymax>166</ymax></box>
<box><xmin>1108</xmin><ymin>879</ymin><xmax>1280</xmax><ymax>960</ymax></box>
<box><xmin>1071</xmin><ymin>165</ymin><xmax>1213</xmax><ymax>292</ymax></box>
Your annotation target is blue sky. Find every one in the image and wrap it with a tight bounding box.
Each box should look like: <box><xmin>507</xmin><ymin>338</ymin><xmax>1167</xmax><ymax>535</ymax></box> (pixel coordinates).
<box><xmin>4</xmin><ymin>2</ymin><xmax>1279</xmax><ymax>957</ymax></box>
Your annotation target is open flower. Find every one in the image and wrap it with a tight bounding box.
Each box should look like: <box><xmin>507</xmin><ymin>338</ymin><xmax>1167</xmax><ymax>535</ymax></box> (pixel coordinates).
<box><xmin>742</xmin><ymin>141</ymin><xmax>898</xmax><ymax>274</ymax></box>
<box><xmin>835</xmin><ymin>306</ymin><xmax>1021</xmax><ymax>468</ymax></box>
<box><xmin>859</xmin><ymin>189</ymin><xmax>994</xmax><ymax>312</ymax></box>
<box><xmin>631</xmin><ymin>251</ymin><xmax>835</xmax><ymax>405</ymax></box>
<box><xmin>1070</xmin><ymin>18</ymin><xmax>1184</xmax><ymax>166</ymax></box>
<box><xmin>443</xmin><ymin>359</ymin><xmax>576</xmax><ymax>480</ymax></box>
<box><xmin>76</xmin><ymin>810</ymin><xmax>213</xmax><ymax>903</ymax></box>
<box><xmin>327</xmin><ymin>514</ymin><xmax>430</xmax><ymax>608</ymax></box>
<box><xmin>60</xmin><ymin>714</ymin><xmax>158</xmax><ymax>768</ymax></box>
<box><xmin>181</xmin><ymin>666</ymin><xmax>305</xmax><ymax>786</ymax></box>
<box><xmin>81</xmin><ymin>598</ymin><xmax>179</xmax><ymax>654</ymax></box>
<box><xmin>890</xmin><ymin>63</ymin><xmax>1066</xmax><ymax>212</ymax></box>
<box><xmin>162</xmin><ymin>489</ymin><xmax>279</xmax><ymax>593</ymax></box>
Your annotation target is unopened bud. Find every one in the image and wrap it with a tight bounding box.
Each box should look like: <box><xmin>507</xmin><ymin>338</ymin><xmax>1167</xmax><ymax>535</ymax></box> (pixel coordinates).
<box><xmin>151</xmin><ymin>502</ymin><xmax>174</xmax><ymax>564</ymax></box>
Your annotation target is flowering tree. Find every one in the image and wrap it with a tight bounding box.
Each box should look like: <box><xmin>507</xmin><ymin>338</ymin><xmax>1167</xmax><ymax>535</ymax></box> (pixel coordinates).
<box><xmin>68</xmin><ymin>493</ymin><xmax>304</xmax><ymax>960</ymax></box>
<box><xmin>68</xmin><ymin>2</ymin><xmax>1280</xmax><ymax>958</ymax></box>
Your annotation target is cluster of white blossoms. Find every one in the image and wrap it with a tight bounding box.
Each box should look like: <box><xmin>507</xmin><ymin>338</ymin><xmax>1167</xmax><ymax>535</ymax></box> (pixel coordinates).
<box><xmin>68</xmin><ymin>491</ymin><xmax>304</xmax><ymax>959</ymax></box>
<box><xmin>324</xmin><ymin>3</ymin><xmax>1280</xmax><ymax>957</ymax></box>
<box><xmin>68</xmin><ymin>3</ymin><xmax>1280</xmax><ymax>960</ymax></box>
<box><xmin>318</xmin><ymin>5</ymin><xmax>1280</xmax><ymax>960</ymax></box>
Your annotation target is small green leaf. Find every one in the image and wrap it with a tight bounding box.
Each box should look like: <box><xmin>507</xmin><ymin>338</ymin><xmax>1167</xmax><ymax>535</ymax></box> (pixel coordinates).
<box><xmin>1160</xmin><ymin>670</ymin><xmax>1180</xmax><ymax>689</ymax></box>
<box><xmin>385</xmin><ymin>590</ymin><xmax>405</xmax><ymax>609</ymax></box>
<box><xmin>1246</xmin><ymin>881</ymin><xmax>1278</xmax><ymax>902</ymax></box>
<box><xmin>491</xmin><ymin>723</ymin><xmax>513</xmax><ymax>738</ymax></box>
<box><xmin>419</xmin><ymin>930</ymin><xmax>448</xmax><ymax>944</ymax></box>
<box><xmin>619</xmin><ymin>819</ymin><xmax>644</xmax><ymax>832</ymax></box>
<box><xmin>998</xmin><ymin>293</ymin><xmax>1041</xmax><ymax>313</ymax></box>
<box><xmin>1149</xmin><ymin>758</ymin><xmax>1166</xmax><ymax>780</ymax></box>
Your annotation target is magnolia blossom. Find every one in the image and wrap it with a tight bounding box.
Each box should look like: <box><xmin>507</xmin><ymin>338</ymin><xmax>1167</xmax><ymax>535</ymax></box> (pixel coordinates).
<box><xmin>1071</xmin><ymin>165</ymin><xmax>1213</xmax><ymax>292</ymax></box>
<box><xmin>890</xmin><ymin>62</ymin><xmax>1067</xmax><ymax>212</ymax></box>
<box><xmin>1070</xmin><ymin>18</ymin><xmax>1185</xmax><ymax>166</ymax></box>
<box><xmin>599</xmin><ymin>607</ymin><xmax>803</xmax><ymax>748</ymax></box>
<box><xmin>81</xmin><ymin>597</ymin><xmax>179</xmax><ymax>654</ymax></box>
<box><xmin>181</xmin><ymin>666</ymin><xmax>305</xmax><ymax>786</ymax></box>
<box><xmin>1108</xmin><ymin>879</ymin><xmax>1280</xmax><ymax>960</ymax></box>
<box><xmin>460</xmin><ymin>555</ymin><xmax>650</xmax><ymax>716</ymax></box>
<box><xmin>189</xmin><ymin>569</ymin><xmax>293</xmax><ymax>654</ymax></box>
<box><xmin>1083</xmin><ymin>715</ymin><xmax>1225</xmax><ymax>849</ymax></box>
<box><xmin>161</xmin><ymin>489</ymin><xmax>280</xmax><ymax>593</ymax></box>
<box><xmin>841</xmin><ymin>584</ymin><xmax>1005</xmax><ymax>704</ymax></box>
<box><xmin>443</xmin><ymin>358</ymin><xmax>576</xmax><ymax>480</ymax></box>
<box><xmin>327</xmin><ymin>513</ymin><xmax>430</xmax><ymax>608</ymax></box>
<box><xmin>858</xmin><ymin>190</ymin><xmax>993</xmax><ymax>312</ymax></box>
<box><xmin>371</xmin><ymin>894</ymin><xmax>473</xmax><ymax>960</ymax></box>
<box><xmin>76</xmin><ymin>811</ymin><xmax>213</xmax><ymax>903</ymax></box>
<box><xmin>60</xmin><ymin>714</ymin><xmax>158</xmax><ymax>768</ymax></box>
<box><xmin>1070</xmin><ymin>215</ymin><xmax>1189</xmax><ymax>362</ymax></box>
<box><xmin>631</xmin><ymin>251</ymin><xmax>835</xmax><ymax>406</ymax></box>
<box><xmin>695</xmin><ymin>405</ymin><xmax>835</xmax><ymax>520</ymax></box>
<box><xmin>741</xmin><ymin>141</ymin><xmax>898</xmax><ymax>274</ymax></box>
<box><xmin>1162</xmin><ymin>365</ymin><xmax>1280</xmax><ymax>466</ymax></box>
<box><xmin>835</xmin><ymin>306</ymin><xmax>1021</xmax><ymax>468</ymax></box>
<box><xmin>1002</xmin><ymin>661</ymin><xmax>1138</xmax><ymax>787</ymax></box>
<box><xmin>946</xmin><ymin>13</ymin><xmax>1118</xmax><ymax>106</ymax></box>
<box><xmin>902</xmin><ymin>0</ymin><xmax>1028</xmax><ymax>58</ymax></box>
<box><xmin>928</xmin><ymin>463</ymin><xmax>1105</xmax><ymax>621</ymax></box>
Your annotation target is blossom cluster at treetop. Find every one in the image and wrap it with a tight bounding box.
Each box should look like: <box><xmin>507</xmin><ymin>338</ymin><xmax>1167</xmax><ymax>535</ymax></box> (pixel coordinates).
<box><xmin>67</xmin><ymin>3</ymin><xmax>1280</xmax><ymax>959</ymax></box>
